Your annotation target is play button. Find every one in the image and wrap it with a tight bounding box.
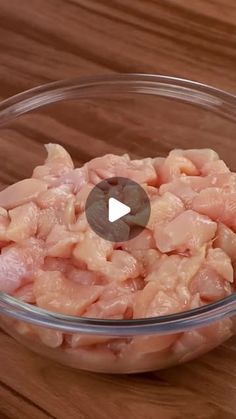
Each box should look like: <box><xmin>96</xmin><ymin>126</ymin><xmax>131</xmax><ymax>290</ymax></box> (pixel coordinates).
<box><xmin>108</xmin><ymin>198</ymin><xmax>131</xmax><ymax>222</ymax></box>
<box><xmin>85</xmin><ymin>177</ymin><xmax>151</xmax><ymax>242</ymax></box>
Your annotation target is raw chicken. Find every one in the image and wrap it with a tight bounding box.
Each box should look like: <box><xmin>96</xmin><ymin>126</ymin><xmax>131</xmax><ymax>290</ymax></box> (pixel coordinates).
<box><xmin>154</xmin><ymin>210</ymin><xmax>217</xmax><ymax>253</ymax></box>
<box><xmin>34</xmin><ymin>270</ymin><xmax>103</xmax><ymax>316</ymax></box>
<box><xmin>0</xmin><ymin>144</ymin><xmax>235</xmax><ymax>373</ymax></box>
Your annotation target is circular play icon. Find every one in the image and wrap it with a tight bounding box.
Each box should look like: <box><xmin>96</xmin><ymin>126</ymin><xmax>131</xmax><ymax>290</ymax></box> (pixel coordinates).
<box><xmin>85</xmin><ymin>177</ymin><xmax>151</xmax><ymax>242</ymax></box>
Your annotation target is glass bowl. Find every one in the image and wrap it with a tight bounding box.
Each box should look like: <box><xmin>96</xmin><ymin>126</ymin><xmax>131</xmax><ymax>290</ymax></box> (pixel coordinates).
<box><xmin>0</xmin><ymin>74</ymin><xmax>236</xmax><ymax>374</ymax></box>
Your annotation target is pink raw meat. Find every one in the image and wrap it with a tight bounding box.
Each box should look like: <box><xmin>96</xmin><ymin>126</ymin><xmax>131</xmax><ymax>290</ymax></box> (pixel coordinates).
<box><xmin>1</xmin><ymin>144</ymin><xmax>235</xmax><ymax>372</ymax></box>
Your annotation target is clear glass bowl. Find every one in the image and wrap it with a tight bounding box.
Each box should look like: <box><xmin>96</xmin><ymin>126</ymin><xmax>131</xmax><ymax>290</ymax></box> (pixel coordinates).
<box><xmin>0</xmin><ymin>74</ymin><xmax>236</xmax><ymax>374</ymax></box>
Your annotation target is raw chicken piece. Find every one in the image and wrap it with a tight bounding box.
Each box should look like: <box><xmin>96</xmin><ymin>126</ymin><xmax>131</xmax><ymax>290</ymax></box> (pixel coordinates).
<box><xmin>157</xmin><ymin>151</ymin><xmax>199</xmax><ymax>183</ymax></box>
<box><xmin>0</xmin><ymin>238</ymin><xmax>44</xmax><ymax>293</ymax></box>
<box><xmin>153</xmin><ymin>156</ymin><xmax>165</xmax><ymax>171</ymax></box>
<box><xmin>124</xmin><ymin>158</ymin><xmax>157</xmax><ymax>185</ymax></box>
<box><xmin>0</xmin><ymin>207</ymin><xmax>7</xmax><ymax>217</ymax></box>
<box><xmin>130</xmin><ymin>333</ymin><xmax>179</xmax><ymax>355</ymax></box>
<box><xmin>192</xmin><ymin>188</ymin><xmax>236</xmax><ymax>229</ymax></box>
<box><xmin>64</xmin><ymin>196</ymin><xmax>76</xmax><ymax>226</ymax></box>
<box><xmin>75</xmin><ymin>183</ymin><xmax>94</xmax><ymax>212</ymax></box>
<box><xmin>201</xmin><ymin>160</ymin><xmax>230</xmax><ymax>176</ymax></box>
<box><xmin>210</xmin><ymin>172</ymin><xmax>236</xmax><ymax>192</ymax></box>
<box><xmin>122</xmin><ymin>229</ymin><xmax>155</xmax><ymax>253</ymax></box>
<box><xmin>133</xmin><ymin>281</ymin><xmax>182</xmax><ymax>318</ymax></box>
<box><xmin>86</xmin><ymin>154</ymin><xmax>157</xmax><ymax>185</ymax></box>
<box><xmin>33</xmin><ymin>143</ymin><xmax>74</xmax><ymax>184</ymax></box>
<box><xmin>84</xmin><ymin>282</ymin><xmax>134</xmax><ymax>319</ymax></box>
<box><xmin>0</xmin><ymin>209</ymin><xmax>10</xmax><ymax>242</ymax></box>
<box><xmin>141</xmin><ymin>184</ymin><xmax>158</xmax><ymax>199</ymax></box>
<box><xmin>16</xmin><ymin>322</ymin><xmax>63</xmax><ymax>348</ymax></box>
<box><xmin>53</xmin><ymin>167</ymin><xmax>88</xmax><ymax>193</ymax></box>
<box><xmin>99</xmin><ymin>250</ymin><xmax>140</xmax><ymax>282</ymax></box>
<box><xmin>206</xmin><ymin>248</ymin><xmax>233</xmax><ymax>283</ymax></box>
<box><xmin>154</xmin><ymin>210</ymin><xmax>217</xmax><ymax>253</ymax></box>
<box><xmin>36</xmin><ymin>186</ymin><xmax>73</xmax><ymax>210</ymax></box>
<box><xmin>0</xmin><ymin>178</ymin><xmax>47</xmax><ymax>210</ymax></box>
<box><xmin>70</xmin><ymin>211</ymin><xmax>88</xmax><ymax>234</ymax></box>
<box><xmin>37</xmin><ymin>328</ymin><xmax>64</xmax><ymax>348</ymax></box>
<box><xmin>67</xmin><ymin>334</ymin><xmax>112</xmax><ymax>349</ymax></box>
<box><xmin>46</xmin><ymin>224</ymin><xmax>83</xmax><ymax>258</ymax></box>
<box><xmin>84</xmin><ymin>292</ymin><xmax>133</xmax><ymax>319</ymax></box>
<box><xmin>192</xmin><ymin>188</ymin><xmax>224</xmax><ymax>220</ymax></box>
<box><xmin>173</xmin><ymin>318</ymin><xmax>232</xmax><ymax>363</ymax></box>
<box><xmin>189</xmin><ymin>266</ymin><xmax>232</xmax><ymax>302</ymax></box>
<box><xmin>147</xmin><ymin>192</ymin><xmax>184</xmax><ymax>230</ymax></box>
<box><xmin>1</xmin><ymin>144</ymin><xmax>236</xmax><ymax>373</ymax></box>
<box><xmin>135</xmin><ymin>249</ymin><xmax>162</xmax><ymax>275</ymax></box>
<box><xmin>145</xmin><ymin>255</ymin><xmax>181</xmax><ymax>289</ymax></box>
<box><xmin>76</xmin><ymin>238</ymin><xmax>140</xmax><ymax>282</ymax></box>
<box><xmin>43</xmin><ymin>257</ymin><xmax>70</xmax><ymax>273</ymax></box>
<box><xmin>180</xmin><ymin>149</ymin><xmax>219</xmax><ymax>170</ymax></box>
<box><xmin>37</xmin><ymin>208</ymin><xmax>63</xmax><ymax>239</ymax></box>
<box><xmin>121</xmin><ymin>230</ymin><xmax>160</xmax><ymax>275</ymax></box>
<box><xmin>145</xmin><ymin>248</ymin><xmax>205</xmax><ymax>305</ymax></box>
<box><xmin>146</xmin><ymin>290</ymin><xmax>183</xmax><ymax>318</ymax></box>
<box><xmin>13</xmin><ymin>283</ymin><xmax>36</xmax><ymax>303</ymax></box>
<box><xmin>86</xmin><ymin>154</ymin><xmax>129</xmax><ymax>184</ymax></box>
<box><xmin>73</xmin><ymin>230</ymin><xmax>113</xmax><ymax>271</ymax></box>
<box><xmin>214</xmin><ymin>223</ymin><xmax>236</xmax><ymax>262</ymax></box>
<box><xmin>34</xmin><ymin>270</ymin><xmax>103</xmax><ymax>316</ymax></box>
<box><xmin>161</xmin><ymin>173</ymin><xmax>236</xmax><ymax>195</ymax></box>
<box><xmin>159</xmin><ymin>180</ymin><xmax>198</xmax><ymax>208</ymax></box>
<box><xmin>7</xmin><ymin>202</ymin><xmax>39</xmax><ymax>242</ymax></box>
<box><xmin>66</xmin><ymin>267</ymin><xmax>103</xmax><ymax>286</ymax></box>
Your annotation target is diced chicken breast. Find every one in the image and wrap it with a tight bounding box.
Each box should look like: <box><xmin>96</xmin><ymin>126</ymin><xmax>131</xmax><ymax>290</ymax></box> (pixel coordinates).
<box><xmin>84</xmin><ymin>292</ymin><xmax>133</xmax><ymax>319</ymax></box>
<box><xmin>75</xmin><ymin>184</ymin><xmax>94</xmax><ymax>212</ymax></box>
<box><xmin>192</xmin><ymin>188</ymin><xmax>225</xmax><ymax>220</ymax></box>
<box><xmin>2</xmin><ymin>144</ymin><xmax>236</xmax><ymax>373</ymax></box>
<box><xmin>46</xmin><ymin>225</ymin><xmax>83</xmax><ymax>258</ymax></box>
<box><xmin>159</xmin><ymin>180</ymin><xmax>198</xmax><ymax>208</ymax></box>
<box><xmin>154</xmin><ymin>210</ymin><xmax>217</xmax><ymax>253</ymax></box>
<box><xmin>181</xmin><ymin>149</ymin><xmax>219</xmax><ymax>170</ymax></box>
<box><xmin>66</xmin><ymin>267</ymin><xmax>103</xmax><ymax>286</ymax></box>
<box><xmin>0</xmin><ymin>210</ymin><xmax>10</xmax><ymax>242</ymax></box>
<box><xmin>37</xmin><ymin>208</ymin><xmax>63</xmax><ymax>239</ymax></box>
<box><xmin>0</xmin><ymin>179</ymin><xmax>47</xmax><ymax>210</ymax></box>
<box><xmin>191</xmin><ymin>266</ymin><xmax>232</xmax><ymax>301</ymax></box>
<box><xmin>73</xmin><ymin>230</ymin><xmax>113</xmax><ymax>271</ymax></box>
<box><xmin>173</xmin><ymin>318</ymin><xmax>232</xmax><ymax>363</ymax></box>
<box><xmin>86</xmin><ymin>154</ymin><xmax>157</xmax><ymax>185</ymax></box>
<box><xmin>121</xmin><ymin>229</ymin><xmax>155</xmax><ymax>252</ymax></box>
<box><xmin>36</xmin><ymin>186</ymin><xmax>73</xmax><ymax>210</ymax></box>
<box><xmin>133</xmin><ymin>282</ymin><xmax>182</xmax><ymax>318</ymax></box>
<box><xmin>201</xmin><ymin>160</ymin><xmax>230</xmax><ymax>176</ymax></box>
<box><xmin>16</xmin><ymin>322</ymin><xmax>63</xmax><ymax>348</ymax></box>
<box><xmin>214</xmin><ymin>223</ymin><xmax>236</xmax><ymax>262</ymax></box>
<box><xmin>7</xmin><ymin>202</ymin><xmax>39</xmax><ymax>242</ymax></box>
<box><xmin>0</xmin><ymin>238</ymin><xmax>44</xmax><ymax>293</ymax></box>
<box><xmin>13</xmin><ymin>283</ymin><xmax>36</xmax><ymax>304</ymax></box>
<box><xmin>147</xmin><ymin>192</ymin><xmax>184</xmax><ymax>230</ymax></box>
<box><xmin>53</xmin><ymin>167</ymin><xmax>88</xmax><ymax>193</ymax></box>
<box><xmin>99</xmin><ymin>250</ymin><xmax>140</xmax><ymax>282</ymax></box>
<box><xmin>206</xmin><ymin>248</ymin><xmax>233</xmax><ymax>283</ymax></box>
<box><xmin>34</xmin><ymin>270</ymin><xmax>103</xmax><ymax>316</ymax></box>
<box><xmin>193</xmin><ymin>189</ymin><xmax>236</xmax><ymax>229</ymax></box>
<box><xmin>33</xmin><ymin>143</ymin><xmax>74</xmax><ymax>184</ymax></box>
<box><xmin>158</xmin><ymin>152</ymin><xmax>199</xmax><ymax>184</ymax></box>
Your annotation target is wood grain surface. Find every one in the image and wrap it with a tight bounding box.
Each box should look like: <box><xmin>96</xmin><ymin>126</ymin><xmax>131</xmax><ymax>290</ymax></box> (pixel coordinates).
<box><xmin>1</xmin><ymin>1</ymin><xmax>236</xmax><ymax>418</ymax></box>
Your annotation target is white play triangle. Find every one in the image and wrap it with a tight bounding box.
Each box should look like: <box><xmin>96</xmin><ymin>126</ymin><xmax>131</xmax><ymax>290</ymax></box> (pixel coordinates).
<box><xmin>108</xmin><ymin>197</ymin><xmax>131</xmax><ymax>223</ymax></box>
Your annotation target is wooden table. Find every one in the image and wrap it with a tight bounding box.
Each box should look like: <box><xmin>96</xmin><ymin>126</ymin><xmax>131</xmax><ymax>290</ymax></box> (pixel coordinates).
<box><xmin>1</xmin><ymin>1</ymin><xmax>236</xmax><ymax>418</ymax></box>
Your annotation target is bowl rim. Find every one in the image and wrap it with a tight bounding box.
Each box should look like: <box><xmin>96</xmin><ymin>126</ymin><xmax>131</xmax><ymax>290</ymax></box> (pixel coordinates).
<box><xmin>0</xmin><ymin>73</ymin><xmax>236</xmax><ymax>335</ymax></box>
